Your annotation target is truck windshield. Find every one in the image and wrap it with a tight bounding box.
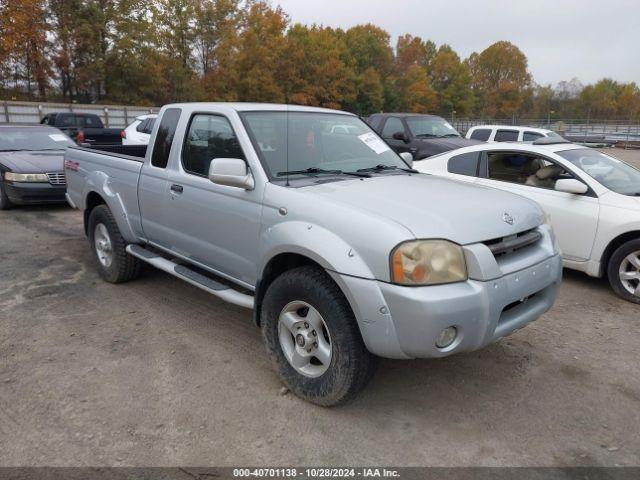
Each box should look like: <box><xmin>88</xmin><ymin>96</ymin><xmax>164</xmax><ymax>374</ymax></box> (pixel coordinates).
<box><xmin>0</xmin><ymin>128</ymin><xmax>75</xmax><ymax>151</ymax></box>
<box><xmin>241</xmin><ymin>111</ymin><xmax>409</xmax><ymax>179</ymax></box>
<box><xmin>557</xmin><ymin>148</ymin><xmax>640</xmax><ymax>196</ymax></box>
<box><xmin>405</xmin><ymin>116</ymin><xmax>460</xmax><ymax>138</ymax></box>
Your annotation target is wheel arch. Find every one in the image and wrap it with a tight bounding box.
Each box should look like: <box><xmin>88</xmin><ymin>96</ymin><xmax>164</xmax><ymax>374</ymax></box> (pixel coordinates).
<box><xmin>83</xmin><ymin>191</ymin><xmax>107</xmax><ymax>236</ymax></box>
<box><xmin>600</xmin><ymin>230</ymin><xmax>640</xmax><ymax>278</ymax></box>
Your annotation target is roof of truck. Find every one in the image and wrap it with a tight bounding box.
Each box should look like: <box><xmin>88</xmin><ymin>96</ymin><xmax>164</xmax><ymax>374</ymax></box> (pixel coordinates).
<box><xmin>164</xmin><ymin>102</ymin><xmax>352</xmax><ymax>115</ymax></box>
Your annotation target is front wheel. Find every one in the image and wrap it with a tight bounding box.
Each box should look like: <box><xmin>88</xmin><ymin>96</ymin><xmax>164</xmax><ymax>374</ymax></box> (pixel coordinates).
<box><xmin>607</xmin><ymin>239</ymin><xmax>640</xmax><ymax>304</ymax></box>
<box><xmin>0</xmin><ymin>181</ymin><xmax>14</xmax><ymax>210</ymax></box>
<box><xmin>87</xmin><ymin>204</ymin><xmax>141</xmax><ymax>283</ymax></box>
<box><xmin>261</xmin><ymin>266</ymin><xmax>377</xmax><ymax>406</ymax></box>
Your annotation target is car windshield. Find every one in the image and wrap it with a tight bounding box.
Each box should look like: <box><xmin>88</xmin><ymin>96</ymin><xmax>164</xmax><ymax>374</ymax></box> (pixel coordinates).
<box><xmin>405</xmin><ymin>116</ymin><xmax>460</xmax><ymax>138</ymax></box>
<box><xmin>557</xmin><ymin>148</ymin><xmax>640</xmax><ymax>196</ymax></box>
<box><xmin>241</xmin><ymin>111</ymin><xmax>409</xmax><ymax>179</ymax></box>
<box><xmin>0</xmin><ymin>129</ymin><xmax>75</xmax><ymax>151</ymax></box>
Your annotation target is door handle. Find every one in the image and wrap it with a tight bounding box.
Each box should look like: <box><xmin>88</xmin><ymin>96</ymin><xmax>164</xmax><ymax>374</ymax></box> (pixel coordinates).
<box><xmin>170</xmin><ymin>184</ymin><xmax>184</xmax><ymax>194</ymax></box>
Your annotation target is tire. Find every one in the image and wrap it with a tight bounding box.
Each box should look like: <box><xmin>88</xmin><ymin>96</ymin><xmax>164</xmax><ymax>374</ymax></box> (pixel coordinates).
<box><xmin>607</xmin><ymin>239</ymin><xmax>640</xmax><ymax>304</ymax></box>
<box><xmin>87</xmin><ymin>204</ymin><xmax>141</xmax><ymax>283</ymax></box>
<box><xmin>0</xmin><ymin>181</ymin><xmax>14</xmax><ymax>210</ymax></box>
<box><xmin>261</xmin><ymin>266</ymin><xmax>378</xmax><ymax>406</ymax></box>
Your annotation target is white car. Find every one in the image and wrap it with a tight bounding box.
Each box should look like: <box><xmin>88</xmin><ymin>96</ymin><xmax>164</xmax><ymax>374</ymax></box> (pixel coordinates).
<box><xmin>466</xmin><ymin>125</ymin><xmax>565</xmax><ymax>144</ymax></box>
<box><xmin>122</xmin><ymin>114</ymin><xmax>157</xmax><ymax>145</ymax></box>
<box><xmin>414</xmin><ymin>139</ymin><xmax>640</xmax><ymax>303</ymax></box>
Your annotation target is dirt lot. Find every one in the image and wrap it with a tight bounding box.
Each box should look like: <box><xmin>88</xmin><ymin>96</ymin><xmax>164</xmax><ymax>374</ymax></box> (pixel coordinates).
<box><xmin>1</xmin><ymin>147</ymin><xmax>639</xmax><ymax>467</ymax></box>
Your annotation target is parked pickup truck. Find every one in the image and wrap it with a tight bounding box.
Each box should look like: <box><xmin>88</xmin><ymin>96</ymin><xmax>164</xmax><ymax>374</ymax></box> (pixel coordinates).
<box><xmin>65</xmin><ymin>103</ymin><xmax>563</xmax><ymax>406</ymax></box>
<box><xmin>41</xmin><ymin>112</ymin><xmax>123</xmax><ymax>146</ymax></box>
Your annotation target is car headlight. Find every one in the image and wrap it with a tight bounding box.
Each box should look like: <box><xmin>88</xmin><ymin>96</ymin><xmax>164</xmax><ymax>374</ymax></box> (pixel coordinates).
<box><xmin>390</xmin><ymin>240</ymin><xmax>468</xmax><ymax>285</ymax></box>
<box><xmin>4</xmin><ymin>172</ymin><xmax>49</xmax><ymax>183</ymax></box>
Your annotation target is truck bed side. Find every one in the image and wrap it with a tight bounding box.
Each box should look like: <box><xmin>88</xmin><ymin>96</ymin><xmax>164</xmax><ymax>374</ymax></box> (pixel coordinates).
<box><xmin>65</xmin><ymin>146</ymin><xmax>145</xmax><ymax>243</ymax></box>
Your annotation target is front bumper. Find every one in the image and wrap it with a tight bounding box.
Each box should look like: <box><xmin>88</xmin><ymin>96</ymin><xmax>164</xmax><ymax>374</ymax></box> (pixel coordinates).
<box><xmin>333</xmin><ymin>252</ymin><xmax>562</xmax><ymax>360</ymax></box>
<box><xmin>4</xmin><ymin>181</ymin><xmax>67</xmax><ymax>205</ymax></box>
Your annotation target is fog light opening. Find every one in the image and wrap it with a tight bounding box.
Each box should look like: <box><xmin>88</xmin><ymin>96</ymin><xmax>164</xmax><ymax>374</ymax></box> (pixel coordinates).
<box><xmin>436</xmin><ymin>326</ymin><xmax>458</xmax><ymax>349</ymax></box>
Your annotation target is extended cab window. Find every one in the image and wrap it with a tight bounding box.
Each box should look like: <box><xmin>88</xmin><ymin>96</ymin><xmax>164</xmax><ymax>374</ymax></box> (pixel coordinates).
<box><xmin>448</xmin><ymin>152</ymin><xmax>479</xmax><ymax>176</ymax></box>
<box><xmin>494</xmin><ymin>130</ymin><xmax>519</xmax><ymax>142</ymax></box>
<box><xmin>151</xmin><ymin>108</ymin><xmax>181</xmax><ymax>169</ymax></box>
<box><xmin>381</xmin><ymin>117</ymin><xmax>404</xmax><ymax>138</ymax></box>
<box><xmin>182</xmin><ymin>114</ymin><xmax>245</xmax><ymax>176</ymax></box>
<box><xmin>470</xmin><ymin>128</ymin><xmax>491</xmax><ymax>141</ymax></box>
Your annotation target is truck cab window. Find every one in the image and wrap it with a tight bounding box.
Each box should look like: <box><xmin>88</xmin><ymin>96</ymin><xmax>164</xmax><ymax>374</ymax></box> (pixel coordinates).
<box><xmin>182</xmin><ymin>114</ymin><xmax>245</xmax><ymax>176</ymax></box>
<box><xmin>381</xmin><ymin>117</ymin><xmax>404</xmax><ymax>139</ymax></box>
<box><xmin>151</xmin><ymin>108</ymin><xmax>181</xmax><ymax>169</ymax></box>
<box><xmin>469</xmin><ymin>128</ymin><xmax>491</xmax><ymax>141</ymax></box>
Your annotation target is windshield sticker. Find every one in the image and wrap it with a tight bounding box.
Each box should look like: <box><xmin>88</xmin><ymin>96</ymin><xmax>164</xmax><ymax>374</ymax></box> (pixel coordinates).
<box><xmin>358</xmin><ymin>132</ymin><xmax>390</xmax><ymax>155</ymax></box>
<box><xmin>49</xmin><ymin>134</ymin><xmax>68</xmax><ymax>142</ymax></box>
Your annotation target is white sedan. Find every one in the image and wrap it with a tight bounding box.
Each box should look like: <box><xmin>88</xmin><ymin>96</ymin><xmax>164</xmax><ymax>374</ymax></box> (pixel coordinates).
<box><xmin>122</xmin><ymin>114</ymin><xmax>157</xmax><ymax>145</ymax></box>
<box><xmin>413</xmin><ymin>139</ymin><xmax>640</xmax><ymax>303</ymax></box>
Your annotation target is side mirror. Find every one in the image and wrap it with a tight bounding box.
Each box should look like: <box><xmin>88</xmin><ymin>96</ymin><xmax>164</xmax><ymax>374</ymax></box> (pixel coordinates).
<box><xmin>399</xmin><ymin>151</ymin><xmax>414</xmax><ymax>167</ymax></box>
<box><xmin>208</xmin><ymin>158</ymin><xmax>255</xmax><ymax>190</ymax></box>
<box><xmin>392</xmin><ymin>131</ymin><xmax>408</xmax><ymax>142</ymax></box>
<box><xmin>555</xmin><ymin>178</ymin><xmax>588</xmax><ymax>195</ymax></box>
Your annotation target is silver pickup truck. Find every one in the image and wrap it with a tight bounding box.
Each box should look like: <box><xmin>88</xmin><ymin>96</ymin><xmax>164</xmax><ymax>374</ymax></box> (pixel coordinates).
<box><xmin>65</xmin><ymin>103</ymin><xmax>562</xmax><ymax>406</ymax></box>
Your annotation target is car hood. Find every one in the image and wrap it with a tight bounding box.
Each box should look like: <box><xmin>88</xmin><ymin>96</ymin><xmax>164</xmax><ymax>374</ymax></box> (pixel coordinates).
<box><xmin>304</xmin><ymin>174</ymin><xmax>544</xmax><ymax>244</ymax></box>
<box><xmin>0</xmin><ymin>151</ymin><xmax>65</xmax><ymax>173</ymax></box>
<box><xmin>416</xmin><ymin>137</ymin><xmax>483</xmax><ymax>157</ymax></box>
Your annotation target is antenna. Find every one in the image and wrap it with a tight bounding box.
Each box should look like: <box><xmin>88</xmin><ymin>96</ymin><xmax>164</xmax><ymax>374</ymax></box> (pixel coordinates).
<box><xmin>285</xmin><ymin>106</ymin><xmax>290</xmax><ymax>187</ymax></box>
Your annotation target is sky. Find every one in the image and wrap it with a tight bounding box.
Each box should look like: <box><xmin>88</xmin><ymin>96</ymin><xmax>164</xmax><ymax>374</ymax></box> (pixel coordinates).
<box><xmin>274</xmin><ymin>0</ymin><xmax>639</xmax><ymax>87</ymax></box>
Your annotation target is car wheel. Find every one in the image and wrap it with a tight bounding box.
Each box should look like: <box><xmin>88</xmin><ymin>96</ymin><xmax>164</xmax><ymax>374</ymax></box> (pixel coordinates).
<box><xmin>607</xmin><ymin>239</ymin><xmax>640</xmax><ymax>304</ymax></box>
<box><xmin>0</xmin><ymin>180</ymin><xmax>14</xmax><ymax>210</ymax></box>
<box><xmin>261</xmin><ymin>265</ymin><xmax>378</xmax><ymax>406</ymax></box>
<box><xmin>87</xmin><ymin>204</ymin><xmax>141</xmax><ymax>283</ymax></box>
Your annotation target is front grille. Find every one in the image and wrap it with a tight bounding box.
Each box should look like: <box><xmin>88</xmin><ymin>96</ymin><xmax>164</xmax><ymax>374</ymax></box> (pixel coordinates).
<box><xmin>483</xmin><ymin>228</ymin><xmax>542</xmax><ymax>258</ymax></box>
<box><xmin>46</xmin><ymin>172</ymin><xmax>66</xmax><ymax>186</ymax></box>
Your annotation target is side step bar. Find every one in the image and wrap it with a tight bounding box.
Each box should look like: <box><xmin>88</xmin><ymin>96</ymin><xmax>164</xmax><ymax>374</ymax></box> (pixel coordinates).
<box><xmin>126</xmin><ymin>244</ymin><xmax>254</xmax><ymax>309</ymax></box>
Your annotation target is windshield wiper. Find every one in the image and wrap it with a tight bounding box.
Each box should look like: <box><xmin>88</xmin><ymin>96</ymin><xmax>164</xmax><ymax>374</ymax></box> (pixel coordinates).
<box><xmin>415</xmin><ymin>133</ymin><xmax>438</xmax><ymax>138</ymax></box>
<box><xmin>440</xmin><ymin>133</ymin><xmax>461</xmax><ymax>138</ymax></box>
<box><xmin>277</xmin><ymin>167</ymin><xmax>370</xmax><ymax>178</ymax></box>
<box><xmin>356</xmin><ymin>164</ymin><xmax>418</xmax><ymax>174</ymax></box>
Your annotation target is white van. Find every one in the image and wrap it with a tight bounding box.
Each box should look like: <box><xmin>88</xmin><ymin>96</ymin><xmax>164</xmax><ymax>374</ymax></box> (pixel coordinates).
<box><xmin>465</xmin><ymin>125</ymin><xmax>564</xmax><ymax>143</ymax></box>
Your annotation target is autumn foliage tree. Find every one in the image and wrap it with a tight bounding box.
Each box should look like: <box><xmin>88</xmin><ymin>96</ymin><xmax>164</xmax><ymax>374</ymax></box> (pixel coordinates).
<box><xmin>0</xmin><ymin>1</ymin><xmax>637</xmax><ymax>120</ymax></box>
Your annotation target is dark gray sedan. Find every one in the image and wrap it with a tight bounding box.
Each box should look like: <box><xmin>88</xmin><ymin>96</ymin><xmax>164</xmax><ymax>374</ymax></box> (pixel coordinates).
<box><xmin>0</xmin><ymin>125</ymin><xmax>75</xmax><ymax>209</ymax></box>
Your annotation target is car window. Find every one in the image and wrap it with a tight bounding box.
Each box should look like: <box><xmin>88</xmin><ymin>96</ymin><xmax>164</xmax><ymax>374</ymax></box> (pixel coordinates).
<box><xmin>83</xmin><ymin>115</ymin><xmax>102</xmax><ymax>128</ymax></box>
<box><xmin>469</xmin><ymin>128</ymin><xmax>491</xmax><ymax>141</ymax></box>
<box><xmin>144</xmin><ymin>118</ymin><xmax>156</xmax><ymax>134</ymax></box>
<box><xmin>182</xmin><ymin>114</ymin><xmax>245</xmax><ymax>176</ymax></box>
<box><xmin>523</xmin><ymin>131</ymin><xmax>544</xmax><ymax>142</ymax></box>
<box><xmin>150</xmin><ymin>108</ymin><xmax>181</xmax><ymax>169</ymax></box>
<box><xmin>136</xmin><ymin>119</ymin><xmax>147</xmax><ymax>133</ymax></box>
<box><xmin>486</xmin><ymin>151</ymin><xmax>576</xmax><ymax>190</ymax></box>
<box><xmin>381</xmin><ymin>117</ymin><xmax>404</xmax><ymax>139</ymax></box>
<box><xmin>448</xmin><ymin>151</ymin><xmax>479</xmax><ymax>176</ymax></box>
<box><xmin>494</xmin><ymin>130</ymin><xmax>519</xmax><ymax>142</ymax></box>
<box><xmin>405</xmin><ymin>116</ymin><xmax>460</xmax><ymax>138</ymax></box>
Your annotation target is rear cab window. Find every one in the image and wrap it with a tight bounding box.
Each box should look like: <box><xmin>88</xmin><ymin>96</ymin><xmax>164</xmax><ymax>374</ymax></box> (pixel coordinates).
<box><xmin>150</xmin><ymin>108</ymin><xmax>182</xmax><ymax>169</ymax></box>
<box><xmin>469</xmin><ymin>128</ymin><xmax>491</xmax><ymax>141</ymax></box>
<box><xmin>494</xmin><ymin>130</ymin><xmax>519</xmax><ymax>142</ymax></box>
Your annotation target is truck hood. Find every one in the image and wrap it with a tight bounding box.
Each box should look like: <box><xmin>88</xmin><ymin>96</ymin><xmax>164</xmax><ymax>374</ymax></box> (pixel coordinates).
<box><xmin>416</xmin><ymin>137</ymin><xmax>483</xmax><ymax>158</ymax></box>
<box><xmin>305</xmin><ymin>174</ymin><xmax>544</xmax><ymax>244</ymax></box>
<box><xmin>0</xmin><ymin>151</ymin><xmax>65</xmax><ymax>173</ymax></box>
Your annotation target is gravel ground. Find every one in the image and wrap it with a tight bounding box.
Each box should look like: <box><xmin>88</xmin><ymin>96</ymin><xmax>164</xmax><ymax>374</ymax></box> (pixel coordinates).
<box><xmin>1</xmin><ymin>147</ymin><xmax>639</xmax><ymax>467</ymax></box>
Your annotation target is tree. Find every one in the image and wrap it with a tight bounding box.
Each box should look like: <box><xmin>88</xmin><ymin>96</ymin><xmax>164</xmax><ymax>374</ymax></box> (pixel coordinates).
<box><xmin>395</xmin><ymin>34</ymin><xmax>435</xmax><ymax>72</ymax></box>
<box><xmin>396</xmin><ymin>64</ymin><xmax>438</xmax><ymax>113</ymax></box>
<box><xmin>467</xmin><ymin>41</ymin><xmax>531</xmax><ymax>117</ymax></box>
<box><xmin>429</xmin><ymin>45</ymin><xmax>474</xmax><ymax>115</ymax></box>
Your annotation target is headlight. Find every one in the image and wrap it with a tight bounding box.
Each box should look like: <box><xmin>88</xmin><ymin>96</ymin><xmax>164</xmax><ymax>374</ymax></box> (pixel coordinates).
<box><xmin>4</xmin><ymin>172</ymin><xmax>49</xmax><ymax>183</ymax></box>
<box><xmin>390</xmin><ymin>239</ymin><xmax>467</xmax><ymax>285</ymax></box>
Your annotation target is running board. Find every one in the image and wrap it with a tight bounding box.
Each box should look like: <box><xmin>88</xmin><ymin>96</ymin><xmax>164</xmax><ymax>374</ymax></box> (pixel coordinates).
<box><xmin>126</xmin><ymin>244</ymin><xmax>254</xmax><ymax>309</ymax></box>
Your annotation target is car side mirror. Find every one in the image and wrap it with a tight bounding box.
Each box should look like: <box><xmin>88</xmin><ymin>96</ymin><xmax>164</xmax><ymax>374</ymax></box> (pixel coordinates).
<box><xmin>208</xmin><ymin>158</ymin><xmax>255</xmax><ymax>190</ymax></box>
<box><xmin>555</xmin><ymin>178</ymin><xmax>588</xmax><ymax>195</ymax></box>
<box><xmin>392</xmin><ymin>131</ymin><xmax>408</xmax><ymax>142</ymax></box>
<box><xmin>399</xmin><ymin>151</ymin><xmax>413</xmax><ymax>167</ymax></box>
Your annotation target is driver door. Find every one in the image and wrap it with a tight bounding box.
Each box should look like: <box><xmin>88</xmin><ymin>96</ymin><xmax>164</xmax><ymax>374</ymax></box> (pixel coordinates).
<box><xmin>476</xmin><ymin>150</ymin><xmax>600</xmax><ymax>262</ymax></box>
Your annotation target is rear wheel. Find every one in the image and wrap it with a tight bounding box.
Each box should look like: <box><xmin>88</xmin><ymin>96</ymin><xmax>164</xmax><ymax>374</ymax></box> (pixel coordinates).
<box><xmin>607</xmin><ymin>239</ymin><xmax>640</xmax><ymax>304</ymax></box>
<box><xmin>0</xmin><ymin>180</ymin><xmax>14</xmax><ymax>210</ymax></box>
<box><xmin>87</xmin><ymin>205</ymin><xmax>141</xmax><ymax>283</ymax></box>
<box><xmin>261</xmin><ymin>266</ymin><xmax>377</xmax><ymax>406</ymax></box>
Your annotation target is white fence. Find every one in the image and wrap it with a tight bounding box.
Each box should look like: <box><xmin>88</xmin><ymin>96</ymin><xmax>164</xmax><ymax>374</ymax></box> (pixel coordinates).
<box><xmin>1</xmin><ymin>100</ymin><xmax>159</xmax><ymax>128</ymax></box>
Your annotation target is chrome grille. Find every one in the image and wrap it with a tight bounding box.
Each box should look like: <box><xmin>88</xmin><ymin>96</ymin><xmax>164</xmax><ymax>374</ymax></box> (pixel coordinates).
<box><xmin>46</xmin><ymin>172</ymin><xmax>66</xmax><ymax>186</ymax></box>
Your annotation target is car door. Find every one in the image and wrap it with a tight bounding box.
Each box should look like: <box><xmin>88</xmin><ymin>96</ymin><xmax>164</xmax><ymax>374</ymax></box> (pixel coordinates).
<box><xmin>379</xmin><ymin>117</ymin><xmax>412</xmax><ymax>155</ymax></box>
<box><xmin>476</xmin><ymin>150</ymin><xmax>600</xmax><ymax>262</ymax></box>
<box><xmin>163</xmin><ymin>112</ymin><xmax>262</xmax><ymax>287</ymax></box>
